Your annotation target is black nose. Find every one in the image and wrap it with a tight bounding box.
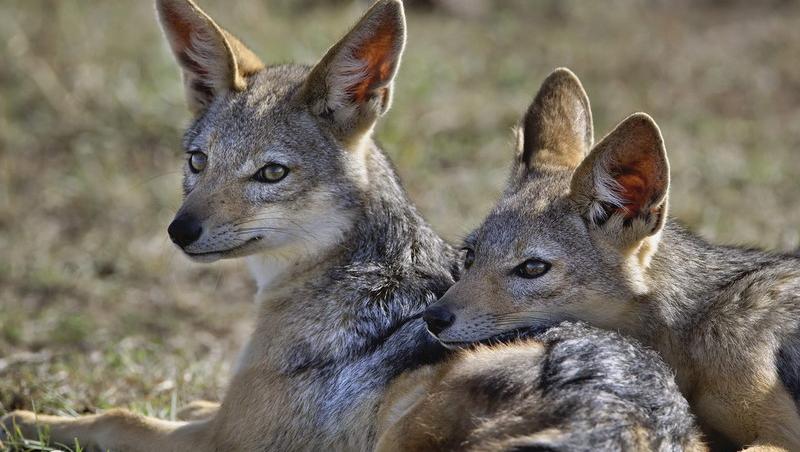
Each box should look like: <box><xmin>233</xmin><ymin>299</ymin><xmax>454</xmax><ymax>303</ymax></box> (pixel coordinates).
<box><xmin>423</xmin><ymin>305</ymin><xmax>455</xmax><ymax>335</ymax></box>
<box><xmin>168</xmin><ymin>213</ymin><xmax>203</xmax><ymax>248</ymax></box>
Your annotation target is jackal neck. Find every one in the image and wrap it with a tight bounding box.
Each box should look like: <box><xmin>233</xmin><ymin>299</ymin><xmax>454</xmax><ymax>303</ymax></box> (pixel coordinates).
<box><xmin>245</xmin><ymin>139</ymin><xmax>456</xmax><ymax>375</ymax></box>
<box><xmin>640</xmin><ymin>219</ymin><xmax>786</xmax><ymax>338</ymax></box>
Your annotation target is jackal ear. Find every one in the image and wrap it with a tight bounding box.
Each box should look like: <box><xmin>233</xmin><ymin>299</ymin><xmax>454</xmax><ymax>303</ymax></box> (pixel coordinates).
<box><xmin>570</xmin><ymin>113</ymin><xmax>669</xmax><ymax>248</ymax></box>
<box><xmin>156</xmin><ymin>0</ymin><xmax>264</xmax><ymax>114</ymax></box>
<box><xmin>299</xmin><ymin>0</ymin><xmax>406</xmax><ymax>144</ymax></box>
<box><xmin>513</xmin><ymin>68</ymin><xmax>593</xmax><ymax>180</ymax></box>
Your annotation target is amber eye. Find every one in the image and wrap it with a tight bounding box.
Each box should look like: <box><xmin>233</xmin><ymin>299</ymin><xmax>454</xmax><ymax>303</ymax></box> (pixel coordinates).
<box><xmin>253</xmin><ymin>163</ymin><xmax>289</xmax><ymax>183</ymax></box>
<box><xmin>188</xmin><ymin>151</ymin><xmax>207</xmax><ymax>173</ymax></box>
<box><xmin>514</xmin><ymin>259</ymin><xmax>550</xmax><ymax>279</ymax></box>
<box><xmin>463</xmin><ymin>248</ymin><xmax>475</xmax><ymax>269</ymax></box>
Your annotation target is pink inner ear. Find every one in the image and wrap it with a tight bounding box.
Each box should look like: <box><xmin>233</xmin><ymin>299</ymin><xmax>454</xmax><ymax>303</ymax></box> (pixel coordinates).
<box><xmin>163</xmin><ymin>8</ymin><xmax>193</xmax><ymax>51</ymax></box>
<box><xmin>163</xmin><ymin>8</ymin><xmax>208</xmax><ymax>77</ymax></box>
<box><xmin>349</xmin><ymin>19</ymin><xmax>398</xmax><ymax>103</ymax></box>
<box><xmin>613</xmin><ymin>155</ymin><xmax>659</xmax><ymax>219</ymax></box>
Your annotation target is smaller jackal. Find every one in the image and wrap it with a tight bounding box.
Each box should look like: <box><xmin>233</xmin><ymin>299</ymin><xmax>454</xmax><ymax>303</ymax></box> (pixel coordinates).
<box><xmin>424</xmin><ymin>67</ymin><xmax>800</xmax><ymax>451</ymax></box>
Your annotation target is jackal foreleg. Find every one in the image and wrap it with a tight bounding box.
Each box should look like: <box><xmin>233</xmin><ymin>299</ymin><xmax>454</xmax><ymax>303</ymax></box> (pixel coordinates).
<box><xmin>1</xmin><ymin>409</ymin><xmax>213</xmax><ymax>452</ymax></box>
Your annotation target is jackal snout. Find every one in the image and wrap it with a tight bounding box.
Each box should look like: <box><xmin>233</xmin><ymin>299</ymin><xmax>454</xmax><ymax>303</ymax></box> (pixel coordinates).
<box><xmin>168</xmin><ymin>212</ymin><xmax>203</xmax><ymax>248</ymax></box>
<box><xmin>422</xmin><ymin>305</ymin><xmax>455</xmax><ymax>335</ymax></box>
<box><xmin>423</xmin><ymin>274</ymin><xmax>534</xmax><ymax>345</ymax></box>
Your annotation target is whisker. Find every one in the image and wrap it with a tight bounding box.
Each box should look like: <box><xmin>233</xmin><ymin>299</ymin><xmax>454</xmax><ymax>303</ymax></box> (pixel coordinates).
<box><xmin>233</xmin><ymin>217</ymin><xmax>310</xmax><ymax>234</ymax></box>
<box><xmin>234</xmin><ymin>228</ymin><xmax>306</xmax><ymax>241</ymax></box>
<box><xmin>235</xmin><ymin>228</ymin><xmax>305</xmax><ymax>238</ymax></box>
<box><xmin>492</xmin><ymin>311</ymin><xmax>558</xmax><ymax>326</ymax></box>
<box><xmin>237</xmin><ymin>222</ymin><xmax>317</xmax><ymax>238</ymax></box>
<box><xmin>236</xmin><ymin>226</ymin><xmax>291</xmax><ymax>232</ymax></box>
<box><xmin>233</xmin><ymin>217</ymin><xmax>288</xmax><ymax>226</ymax></box>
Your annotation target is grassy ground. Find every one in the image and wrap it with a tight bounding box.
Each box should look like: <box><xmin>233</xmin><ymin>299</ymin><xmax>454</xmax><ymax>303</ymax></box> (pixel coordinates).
<box><xmin>2</xmin><ymin>0</ymin><xmax>800</xmax><ymax>449</ymax></box>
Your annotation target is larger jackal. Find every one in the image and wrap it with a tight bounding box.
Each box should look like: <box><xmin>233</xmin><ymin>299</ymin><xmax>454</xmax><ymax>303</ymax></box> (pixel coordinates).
<box><xmin>2</xmin><ymin>1</ymin><xmax>456</xmax><ymax>450</ymax></box>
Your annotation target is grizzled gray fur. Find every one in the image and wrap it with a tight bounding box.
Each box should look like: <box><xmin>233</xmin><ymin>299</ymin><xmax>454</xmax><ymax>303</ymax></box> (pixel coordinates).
<box><xmin>513</xmin><ymin>322</ymin><xmax>701</xmax><ymax>452</ymax></box>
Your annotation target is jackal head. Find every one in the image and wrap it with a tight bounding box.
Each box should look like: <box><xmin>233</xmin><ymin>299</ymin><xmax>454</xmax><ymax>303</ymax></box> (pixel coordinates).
<box><xmin>424</xmin><ymin>68</ymin><xmax>670</xmax><ymax>346</ymax></box>
<box><xmin>156</xmin><ymin>0</ymin><xmax>406</xmax><ymax>262</ymax></box>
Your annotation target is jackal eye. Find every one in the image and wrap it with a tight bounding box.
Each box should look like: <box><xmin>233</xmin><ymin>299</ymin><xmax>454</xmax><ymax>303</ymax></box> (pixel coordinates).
<box><xmin>462</xmin><ymin>248</ymin><xmax>475</xmax><ymax>269</ymax></box>
<box><xmin>253</xmin><ymin>163</ymin><xmax>289</xmax><ymax>183</ymax></box>
<box><xmin>188</xmin><ymin>151</ymin><xmax>207</xmax><ymax>173</ymax></box>
<box><xmin>514</xmin><ymin>259</ymin><xmax>550</xmax><ymax>279</ymax></box>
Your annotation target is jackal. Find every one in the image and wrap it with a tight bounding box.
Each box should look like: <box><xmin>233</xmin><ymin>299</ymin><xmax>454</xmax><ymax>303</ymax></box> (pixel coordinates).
<box><xmin>425</xmin><ymin>67</ymin><xmax>800</xmax><ymax>451</ymax></box>
<box><xmin>2</xmin><ymin>1</ymin><xmax>456</xmax><ymax>450</ymax></box>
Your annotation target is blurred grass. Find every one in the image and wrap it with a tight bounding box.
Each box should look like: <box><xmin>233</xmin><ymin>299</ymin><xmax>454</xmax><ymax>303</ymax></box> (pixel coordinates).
<box><xmin>1</xmin><ymin>0</ymin><xmax>800</xmax><ymax>439</ymax></box>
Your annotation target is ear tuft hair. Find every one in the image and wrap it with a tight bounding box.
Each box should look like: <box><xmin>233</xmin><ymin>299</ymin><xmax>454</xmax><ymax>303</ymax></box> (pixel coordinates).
<box><xmin>571</xmin><ymin>113</ymin><xmax>670</xmax><ymax>246</ymax></box>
